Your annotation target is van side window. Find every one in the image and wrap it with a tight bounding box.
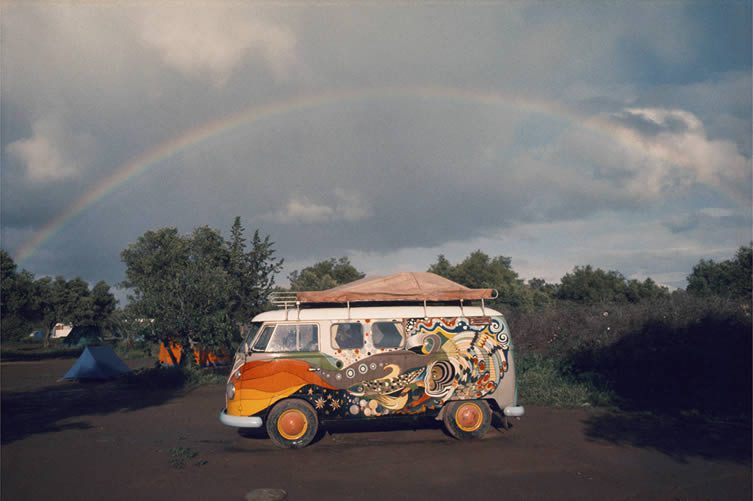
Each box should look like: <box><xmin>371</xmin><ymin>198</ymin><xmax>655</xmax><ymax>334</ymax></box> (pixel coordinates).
<box><xmin>253</xmin><ymin>325</ymin><xmax>275</xmax><ymax>351</ymax></box>
<box><xmin>298</xmin><ymin>324</ymin><xmax>319</xmax><ymax>352</ymax></box>
<box><xmin>332</xmin><ymin>323</ymin><xmax>363</xmax><ymax>349</ymax></box>
<box><xmin>372</xmin><ymin>322</ymin><xmax>403</xmax><ymax>348</ymax></box>
<box><xmin>265</xmin><ymin>324</ymin><xmax>319</xmax><ymax>352</ymax></box>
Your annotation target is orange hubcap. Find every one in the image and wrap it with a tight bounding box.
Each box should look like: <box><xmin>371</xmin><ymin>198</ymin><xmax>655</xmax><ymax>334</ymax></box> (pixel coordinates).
<box><xmin>277</xmin><ymin>409</ymin><xmax>308</xmax><ymax>440</ymax></box>
<box><xmin>455</xmin><ymin>402</ymin><xmax>483</xmax><ymax>432</ymax></box>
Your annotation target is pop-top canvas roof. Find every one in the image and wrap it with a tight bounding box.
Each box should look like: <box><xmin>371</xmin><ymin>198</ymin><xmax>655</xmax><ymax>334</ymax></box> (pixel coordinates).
<box><xmin>63</xmin><ymin>345</ymin><xmax>131</xmax><ymax>380</ymax></box>
<box><xmin>296</xmin><ymin>272</ymin><xmax>495</xmax><ymax>303</ymax></box>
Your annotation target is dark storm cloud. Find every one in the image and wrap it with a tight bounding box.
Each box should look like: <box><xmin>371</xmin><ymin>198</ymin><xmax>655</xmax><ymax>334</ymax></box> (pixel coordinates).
<box><xmin>1</xmin><ymin>2</ymin><xmax>751</xmax><ymax>288</ymax></box>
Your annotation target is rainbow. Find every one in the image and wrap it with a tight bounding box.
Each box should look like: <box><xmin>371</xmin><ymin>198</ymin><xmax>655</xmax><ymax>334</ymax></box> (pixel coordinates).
<box><xmin>13</xmin><ymin>86</ymin><xmax>615</xmax><ymax>264</ymax></box>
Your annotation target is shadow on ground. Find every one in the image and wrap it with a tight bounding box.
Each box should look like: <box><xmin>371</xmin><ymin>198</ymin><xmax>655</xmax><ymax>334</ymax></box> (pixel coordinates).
<box><xmin>1</xmin><ymin>368</ymin><xmax>192</xmax><ymax>445</ymax></box>
<box><xmin>237</xmin><ymin>411</ymin><xmax>514</xmax><ymax>449</ymax></box>
<box><xmin>583</xmin><ymin>411</ymin><xmax>751</xmax><ymax>464</ymax></box>
<box><xmin>571</xmin><ymin>310</ymin><xmax>752</xmax><ymax>463</ymax></box>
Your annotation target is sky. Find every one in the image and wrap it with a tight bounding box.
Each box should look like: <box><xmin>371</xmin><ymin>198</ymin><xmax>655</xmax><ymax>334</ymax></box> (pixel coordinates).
<box><xmin>1</xmin><ymin>1</ymin><xmax>751</xmax><ymax>303</ymax></box>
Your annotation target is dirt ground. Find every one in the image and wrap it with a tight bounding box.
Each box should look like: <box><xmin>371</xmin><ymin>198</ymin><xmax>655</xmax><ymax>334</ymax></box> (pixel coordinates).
<box><xmin>2</xmin><ymin>357</ymin><xmax>750</xmax><ymax>501</ymax></box>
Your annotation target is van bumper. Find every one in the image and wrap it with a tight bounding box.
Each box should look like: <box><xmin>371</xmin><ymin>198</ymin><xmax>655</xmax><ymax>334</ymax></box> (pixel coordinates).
<box><xmin>503</xmin><ymin>405</ymin><xmax>525</xmax><ymax>417</ymax></box>
<box><xmin>219</xmin><ymin>408</ymin><xmax>263</xmax><ymax>428</ymax></box>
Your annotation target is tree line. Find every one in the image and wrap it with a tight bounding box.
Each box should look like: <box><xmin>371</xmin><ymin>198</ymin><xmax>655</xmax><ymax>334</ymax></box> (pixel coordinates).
<box><xmin>1</xmin><ymin>250</ymin><xmax>117</xmax><ymax>346</ymax></box>
<box><xmin>293</xmin><ymin>246</ymin><xmax>751</xmax><ymax>310</ymax></box>
<box><xmin>2</xmin><ymin>217</ymin><xmax>750</xmax><ymax>355</ymax></box>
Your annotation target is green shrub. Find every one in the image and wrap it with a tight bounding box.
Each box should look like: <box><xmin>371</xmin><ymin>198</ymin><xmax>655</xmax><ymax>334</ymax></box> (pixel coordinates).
<box><xmin>509</xmin><ymin>294</ymin><xmax>751</xmax><ymax>416</ymax></box>
<box><xmin>516</xmin><ymin>352</ymin><xmax>614</xmax><ymax>407</ymax></box>
<box><xmin>168</xmin><ymin>446</ymin><xmax>198</xmax><ymax>469</ymax></box>
<box><xmin>125</xmin><ymin>364</ymin><xmax>226</xmax><ymax>389</ymax></box>
<box><xmin>113</xmin><ymin>340</ymin><xmax>156</xmax><ymax>360</ymax></box>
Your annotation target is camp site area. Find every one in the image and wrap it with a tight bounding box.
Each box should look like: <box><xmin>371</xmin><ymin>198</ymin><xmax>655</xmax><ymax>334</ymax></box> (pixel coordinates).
<box><xmin>1</xmin><ymin>349</ymin><xmax>750</xmax><ymax>500</ymax></box>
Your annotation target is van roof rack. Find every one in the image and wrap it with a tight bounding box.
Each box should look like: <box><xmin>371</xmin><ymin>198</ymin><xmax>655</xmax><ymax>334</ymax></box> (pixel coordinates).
<box><xmin>267</xmin><ymin>272</ymin><xmax>499</xmax><ymax>318</ymax></box>
<box><xmin>269</xmin><ymin>292</ymin><xmax>299</xmax><ymax>309</ymax></box>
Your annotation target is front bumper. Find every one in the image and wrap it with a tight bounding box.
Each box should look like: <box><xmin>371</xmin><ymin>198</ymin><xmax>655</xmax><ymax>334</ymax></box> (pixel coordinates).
<box><xmin>503</xmin><ymin>405</ymin><xmax>525</xmax><ymax>417</ymax></box>
<box><xmin>219</xmin><ymin>408</ymin><xmax>263</xmax><ymax>428</ymax></box>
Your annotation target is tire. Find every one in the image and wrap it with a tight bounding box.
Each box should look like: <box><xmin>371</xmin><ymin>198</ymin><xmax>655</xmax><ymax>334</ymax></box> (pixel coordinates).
<box><xmin>442</xmin><ymin>399</ymin><xmax>492</xmax><ymax>440</ymax></box>
<box><xmin>266</xmin><ymin>399</ymin><xmax>319</xmax><ymax>449</ymax></box>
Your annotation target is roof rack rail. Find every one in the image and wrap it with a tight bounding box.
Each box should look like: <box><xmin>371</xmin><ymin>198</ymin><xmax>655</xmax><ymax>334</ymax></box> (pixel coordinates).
<box><xmin>268</xmin><ymin>292</ymin><xmax>299</xmax><ymax>308</ymax></box>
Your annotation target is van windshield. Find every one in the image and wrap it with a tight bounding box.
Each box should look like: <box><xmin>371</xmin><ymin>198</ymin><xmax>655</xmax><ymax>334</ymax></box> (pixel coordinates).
<box><xmin>253</xmin><ymin>325</ymin><xmax>276</xmax><ymax>352</ymax></box>
<box><xmin>241</xmin><ymin>322</ymin><xmax>262</xmax><ymax>353</ymax></box>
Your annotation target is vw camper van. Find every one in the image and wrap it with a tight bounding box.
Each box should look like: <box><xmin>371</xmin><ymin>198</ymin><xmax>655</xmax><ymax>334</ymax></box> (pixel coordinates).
<box><xmin>219</xmin><ymin>272</ymin><xmax>524</xmax><ymax>448</ymax></box>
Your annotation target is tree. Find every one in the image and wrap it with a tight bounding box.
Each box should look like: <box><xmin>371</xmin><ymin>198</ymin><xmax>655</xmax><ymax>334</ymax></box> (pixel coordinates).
<box><xmin>89</xmin><ymin>281</ymin><xmax>118</xmax><ymax>328</ymax></box>
<box><xmin>122</xmin><ymin>226</ymin><xmax>230</xmax><ymax>358</ymax></box>
<box><xmin>1</xmin><ymin>249</ymin><xmax>117</xmax><ymax>343</ymax></box>
<box><xmin>1</xmin><ymin>250</ymin><xmax>38</xmax><ymax>340</ymax></box>
<box><xmin>527</xmin><ymin>277</ymin><xmax>558</xmax><ymax>307</ymax></box>
<box><xmin>121</xmin><ymin>219</ymin><xmax>283</xmax><ymax>358</ymax></box>
<box><xmin>227</xmin><ymin>218</ymin><xmax>284</xmax><ymax>327</ymax></box>
<box><xmin>557</xmin><ymin>265</ymin><xmax>668</xmax><ymax>304</ymax></box>
<box><xmin>686</xmin><ymin>243</ymin><xmax>752</xmax><ymax>299</ymax></box>
<box><xmin>288</xmin><ymin>257</ymin><xmax>365</xmax><ymax>291</ymax></box>
<box><xmin>36</xmin><ymin>276</ymin><xmax>103</xmax><ymax>347</ymax></box>
<box><xmin>625</xmin><ymin>277</ymin><xmax>667</xmax><ymax>303</ymax></box>
<box><xmin>428</xmin><ymin>250</ymin><xmax>531</xmax><ymax>308</ymax></box>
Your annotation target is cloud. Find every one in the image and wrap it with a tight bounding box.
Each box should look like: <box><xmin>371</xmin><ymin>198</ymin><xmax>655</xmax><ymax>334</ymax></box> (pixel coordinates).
<box><xmin>549</xmin><ymin>106</ymin><xmax>751</xmax><ymax>206</ymax></box>
<box><xmin>612</xmin><ymin>107</ymin><xmax>750</xmax><ymax>203</ymax></box>
<box><xmin>1</xmin><ymin>2</ymin><xmax>750</xmax><ymax>295</ymax></box>
<box><xmin>5</xmin><ymin>116</ymin><xmax>94</xmax><ymax>182</ymax></box>
<box><xmin>140</xmin><ymin>7</ymin><xmax>297</xmax><ymax>86</ymax></box>
<box><xmin>260</xmin><ymin>189</ymin><xmax>371</xmax><ymax>224</ymax></box>
<box><xmin>664</xmin><ymin>206</ymin><xmax>750</xmax><ymax>235</ymax></box>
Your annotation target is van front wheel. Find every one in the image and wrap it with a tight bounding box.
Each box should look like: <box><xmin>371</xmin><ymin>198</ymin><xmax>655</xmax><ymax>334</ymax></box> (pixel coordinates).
<box><xmin>266</xmin><ymin>399</ymin><xmax>319</xmax><ymax>449</ymax></box>
<box><xmin>443</xmin><ymin>399</ymin><xmax>492</xmax><ymax>440</ymax></box>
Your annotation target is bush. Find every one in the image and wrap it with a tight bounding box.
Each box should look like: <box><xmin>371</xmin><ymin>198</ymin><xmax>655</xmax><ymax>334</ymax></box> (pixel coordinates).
<box><xmin>113</xmin><ymin>340</ymin><xmax>156</xmax><ymax>360</ymax></box>
<box><xmin>125</xmin><ymin>364</ymin><xmax>227</xmax><ymax>389</ymax></box>
<box><xmin>509</xmin><ymin>294</ymin><xmax>751</xmax><ymax>416</ymax></box>
<box><xmin>516</xmin><ymin>352</ymin><xmax>613</xmax><ymax>407</ymax></box>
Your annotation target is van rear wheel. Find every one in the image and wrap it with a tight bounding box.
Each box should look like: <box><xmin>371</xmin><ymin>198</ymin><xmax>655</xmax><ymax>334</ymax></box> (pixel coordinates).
<box><xmin>266</xmin><ymin>399</ymin><xmax>319</xmax><ymax>449</ymax></box>
<box><xmin>443</xmin><ymin>399</ymin><xmax>492</xmax><ymax>440</ymax></box>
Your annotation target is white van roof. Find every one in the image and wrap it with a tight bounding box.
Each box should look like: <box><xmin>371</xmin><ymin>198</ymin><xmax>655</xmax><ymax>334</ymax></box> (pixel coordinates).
<box><xmin>252</xmin><ymin>305</ymin><xmax>503</xmax><ymax>323</ymax></box>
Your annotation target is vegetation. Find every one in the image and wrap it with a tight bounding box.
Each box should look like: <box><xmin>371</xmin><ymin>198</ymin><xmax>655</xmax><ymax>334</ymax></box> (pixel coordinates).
<box><xmin>3</xmin><ymin>230</ymin><xmax>749</xmax><ymax>413</ymax></box>
<box><xmin>516</xmin><ymin>353</ymin><xmax>613</xmax><ymax>408</ymax></box>
<box><xmin>120</xmin><ymin>217</ymin><xmax>283</xmax><ymax>359</ymax></box>
<box><xmin>429</xmin><ymin>251</ymin><xmax>532</xmax><ymax>308</ymax></box>
<box><xmin>167</xmin><ymin>446</ymin><xmax>198</xmax><ymax>469</ymax></box>
<box><xmin>427</xmin><ymin>250</ymin><xmax>670</xmax><ymax>310</ymax></box>
<box><xmin>0</xmin><ymin>249</ymin><xmax>117</xmax><ymax>345</ymax></box>
<box><xmin>428</xmin><ymin>245</ymin><xmax>750</xmax><ymax>415</ymax></box>
<box><xmin>686</xmin><ymin>244</ymin><xmax>752</xmax><ymax>300</ymax></box>
<box><xmin>288</xmin><ymin>256</ymin><xmax>364</xmax><ymax>291</ymax></box>
<box><xmin>556</xmin><ymin>265</ymin><xmax>668</xmax><ymax>304</ymax></box>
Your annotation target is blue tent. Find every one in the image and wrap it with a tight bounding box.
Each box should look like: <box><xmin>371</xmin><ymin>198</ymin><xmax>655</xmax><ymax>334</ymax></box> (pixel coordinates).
<box><xmin>63</xmin><ymin>345</ymin><xmax>131</xmax><ymax>380</ymax></box>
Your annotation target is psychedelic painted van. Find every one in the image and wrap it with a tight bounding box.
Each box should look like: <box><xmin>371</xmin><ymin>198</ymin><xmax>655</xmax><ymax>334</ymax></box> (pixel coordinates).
<box><xmin>219</xmin><ymin>273</ymin><xmax>524</xmax><ymax>448</ymax></box>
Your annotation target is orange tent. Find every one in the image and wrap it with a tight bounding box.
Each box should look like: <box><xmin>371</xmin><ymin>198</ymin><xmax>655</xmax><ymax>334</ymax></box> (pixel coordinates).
<box><xmin>158</xmin><ymin>342</ymin><xmax>231</xmax><ymax>367</ymax></box>
<box><xmin>295</xmin><ymin>272</ymin><xmax>495</xmax><ymax>304</ymax></box>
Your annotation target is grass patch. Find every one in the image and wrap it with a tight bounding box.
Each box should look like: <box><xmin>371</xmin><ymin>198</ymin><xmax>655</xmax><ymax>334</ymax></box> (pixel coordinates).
<box><xmin>517</xmin><ymin>352</ymin><xmax>614</xmax><ymax>408</ymax></box>
<box><xmin>183</xmin><ymin>365</ymin><xmax>227</xmax><ymax>385</ymax></box>
<box><xmin>168</xmin><ymin>446</ymin><xmax>198</xmax><ymax>469</ymax></box>
<box><xmin>124</xmin><ymin>364</ymin><xmax>227</xmax><ymax>389</ymax></box>
<box><xmin>0</xmin><ymin>343</ymin><xmax>82</xmax><ymax>361</ymax></box>
<box><xmin>113</xmin><ymin>341</ymin><xmax>156</xmax><ymax>360</ymax></box>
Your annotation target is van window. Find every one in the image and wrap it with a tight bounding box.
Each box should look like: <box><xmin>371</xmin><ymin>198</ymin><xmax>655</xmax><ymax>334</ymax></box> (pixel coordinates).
<box><xmin>372</xmin><ymin>322</ymin><xmax>403</xmax><ymax>348</ymax></box>
<box><xmin>253</xmin><ymin>325</ymin><xmax>275</xmax><ymax>351</ymax></box>
<box><xmin>332</xmin><ymin>323</ymin><xmax>363</xmax><ymax>349</ymax></box>
<box><xmin>264</xmin><ymin>324</ymin><xmax>319</xmax><ymax>352</ymax></box>
<box><xmin>298</xmin><ymin>324</ymin><xmax>319</xmax><ymax>352</ymax></box>
<box><xmin>241</xmin><ymin>322</ymin><xmax>262</xmax><ymax>353</ymax></box>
